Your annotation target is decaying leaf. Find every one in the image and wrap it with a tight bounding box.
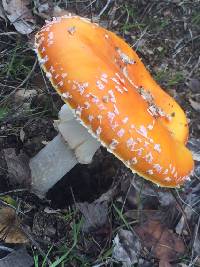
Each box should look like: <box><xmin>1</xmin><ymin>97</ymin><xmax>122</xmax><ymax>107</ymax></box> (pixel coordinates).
<box><xmin>77</xmin><ymin>201</ymin><xmax>108</xmax><ymax>233</ymax></box>
<box><xmin>193</xmin><ymin>235</ymin><xmax>200</xmax><ymax>256</ymax></box>
<box><xmin>3</xmin><ymin>148</ymin><xmax>31</xmax><ymax>188</ymax></box>
<box><xmin>0</xmin><ymin>1</ymin><xmax>6</xmax><ymax>20</ymax></box>
<box><xmin>187</xmin><ymin>138</ymin><xmax>200</xmax><ymax>161</ymax></box>
<box><xmin>0</xmin><ymin>207</ymin><xmax>28</xmax><ymax>243</ymax></box>
<box><xmin>175</xmin><ymin>206</ymin><xmax>193</xmax><ymax>235</ymax></box>
<box><xmin>0</xmin><ymin>247</ymin><xmax>33</xmax><ymax>267</ymax></box>
<box><xmin>52</xmin><ymin>7</ymin><xmax>76</xmax><ymax>18</ymax></box>
<box><xmin>135</xmin><ymin>218</ymin><xmax>185</xmax><ymax>266</ymax></box>
<box><xmin>2</xmin><ymin>0</ymin><xmax>36</xmax><ymax>34</ymax></box>
<box><xmin>33</xmin><ymin>1</ymin><xmax>74</xmax><ymax>21</ymax></box>
<box><xmin>187</xmin><ymin>78</ymin><xmax>200</xmax><ymax>93</ymax></box>
<box><xmin>189</xmin><ymin>98</ymin><xmax>200</xmax><ymax>112</ymax></box>
<box><xmin>131</xmin><ymin>176</ymin><xmax>174</xmax><ymax>207</ymax></box>
<box><xmin>112</xmin><ymin>229</ymin><xmax>141</xmax><ymax>267</ymax></box>
<box><xmin>0</xmin><ymin>195</ymin><xmax>17</xmax><ymax>207</ymax></box>
<box><xmin>15</xmin><ymin>89</ymin><xmax>37</xmax><ymax>105</ymax></box>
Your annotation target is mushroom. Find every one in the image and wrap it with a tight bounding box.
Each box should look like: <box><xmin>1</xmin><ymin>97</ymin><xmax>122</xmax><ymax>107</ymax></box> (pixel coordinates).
<box><xmin>32</xmin><ymin>15</ymin><xmax>194</xmax><ymax>196</ymax></box>
<box><xmin>30</xmin><ymin>104</ymin><xmax>101</xmax><ymax>196</ymax></box>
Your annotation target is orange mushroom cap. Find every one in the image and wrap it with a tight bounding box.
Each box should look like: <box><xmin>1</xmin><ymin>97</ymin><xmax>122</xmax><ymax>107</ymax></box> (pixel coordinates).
<box><xmin>35</xmin><ymin>15</ymin><xmax>194</xmax><ymax>187</ymax></box>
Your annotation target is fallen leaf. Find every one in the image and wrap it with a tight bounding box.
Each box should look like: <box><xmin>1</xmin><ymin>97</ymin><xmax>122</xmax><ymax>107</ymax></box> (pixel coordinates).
<box><xmin>131</xmin><ymin>176</ymin><xmax>174</xmax><ymax>207</ymax></box>
<box><xmin>3</xmin><ymin>148</ymin><xmax>31</xmax><ymax>188</ymax></box>
<box><xmin>0</xmin><ymin>207</ymin><xmax>28</xmax><ymax>243</ymax></box>
<box><xmin>52</xmin><ymin>6</ymin><xmax>75</xmax><ymax>17</ymax></box>
<box><xmin>15</xmin><ymin>89</ymin><xmax>37</xmax><ymax>105</ymax></box>
<box><xmin>19</xmin><ymin>128</ymin><xmax>25</xmax><ymax>142</ymax></box>
<box><xmin>112</xmin><ymin>229</ymin><xmax>141</xmax><ymax>267</ymax></box>
<box><xmin>0</xmin><ymin>1</ymin><xmax>6</xmax><ymax>20</ymax></box>
<box><xmin>32</xmin><ymin>211</ymin><xmax>67</xmax><ymax>241</ymax></box>
<box><xmin>189</xmin><ymin>98</ymin><xmax>200</xmax><ymax>112</ymax></box>
<box><xmin>175</xmin><ymin>206</ymin><xmax>193</xmax><ymax>235</ymax></box>
<box><xmin>0</xmin><ymin>247</ymin><xmax>33</xmax><ymax>267</ymax></box>
<box><xmin>187</xmin><ymin>138</ymin><xmax>200</xmax><ymax>161</ymax></box>
<box><xmin>0</xmin><ymin>195</ymin><xmax>17</xmax><ymax>207</ymax></box>
<box><xmin>37</xmin><ymin>2</ymin><xmax>49</xmax><ymax>14</ymax></box>
<box><xmin>194</xmin><ymin>235</ymin><xmax>200</xmax><ymax>256</ymax></box>
<box><xmin>135</xmin><ymin>218</ymin><xmax>185</xmax><ymax>265</ymax></box>
<box><xmin>77</xmin><ymin>201</ymin><xmax>108</xmax><ymax>233</ymax></box>
<box><xmin>194</xmin><ymin>163</ymin><xmax>200</xmax><ymax>177</ymax></box>
<box><xmin>131</xmin><ymin>175</ymin><xmax>157</xmax><ymax>197</ymax></box>
<box><xmin>2</xmin><ymin>0</ymin><xmax>36</xmax><ymax>34</ymax></box>
<box><xmin>187</xmin><ymin>78</ymin><xmax>200</xmax><ymax>93</ymax></box>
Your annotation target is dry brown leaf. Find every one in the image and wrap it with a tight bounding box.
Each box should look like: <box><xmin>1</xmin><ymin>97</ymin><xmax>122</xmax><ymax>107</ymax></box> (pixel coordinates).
<box><xmin>135</xmin><ymin>219</ymin><xmax>185</xmax><ymax>266</ymax></box>
<box><xmin>2</xmin><ymin>0</ymin><xmax>36</xmax><ymax>34</ymax></box>
<box><xmin>4</xmin><ymin>148</ymin><xmax>31</xmax><ymax>188</ymax></box>
<box><xmin>0</xmin><ymin>207</ymin><xmax>28</xmax><ymax>243</ymax></box>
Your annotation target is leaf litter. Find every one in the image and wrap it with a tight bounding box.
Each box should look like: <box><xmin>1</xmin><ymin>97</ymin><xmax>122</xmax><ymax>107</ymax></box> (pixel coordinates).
<box><xmin>112</xmin><ymin>229</ymin><xmax>141</xmax><ymax>267</ymax></box>
<box><xmin>0</xmin><ymin>247</ymin><xmax>33</xmax><ymax>267</ymax></box>
<box><xmin>2</xmin><ymin>0</ymin><xmax>36</xmax><ymax>35</ymax></box>
<box><xmin>0</xmin><ymin>0</ymin><xmax>200</xmax><ymax>266</ymax></box>
<box><xmin>3</xmin><ymin>148</ymin><xmax>31</xmax><ymax>188</ymax></box>
<box><xmin>134</xmin><ymin>217</ymin><xmax>185</xmax><ymax>267</ymax></box>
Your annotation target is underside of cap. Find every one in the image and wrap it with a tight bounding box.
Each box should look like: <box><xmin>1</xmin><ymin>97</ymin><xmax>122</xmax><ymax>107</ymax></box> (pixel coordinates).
<box><xmin>34</xmin><ymin>15</ymin><xmax>194</xmax><ymax>187</ymax></box>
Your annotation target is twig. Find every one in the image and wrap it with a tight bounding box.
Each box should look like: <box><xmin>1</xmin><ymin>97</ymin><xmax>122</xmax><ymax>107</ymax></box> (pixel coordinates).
<box><xmin>0</xmin><ymin>245</ymin><xmax>14</xmax><ymax>253</ymax></box>
<box><xmin>174</xmin><ymin>189</ymin><xmax>200</xmax><ymax>216</ymax></box>
<box><xmin>189</xmin><ymin>215</ymin><xmax>200</xmax><ymax>266</ymax></box>
<box><xmin>189</xmin><ymin>55</ymin><xmax>200</xmax><ymax>78</ymax></box>
<box><xmin>133</xmin><ymin>26</ymin><xmax>149</xmax><ymax>51</ymax></box>
<box><xmin>170</xmin><ymin>189</ymin><xmax>192</xmax><ymax>236</ymax></box>
<box><xmin>0</xmin><ymin>59</ymin><xmax>37</xmax><ymax>105</ymax></box>
<box><xmin>173</xmin><ymin>35</ymin><xmax>200</xmax><ymax>58</ymax></box>
<box><xmin>98</xmin><ymin>0</ymin><xmax>113</xmax><ymax>17</ymax></box>
<box><xmin>0</xmin><ymin>189</ymin><xmax>27</xmax><ymax>197</ymax></box>
<box><xmin>0</xmin><ymin>199</ymin><xmax>25</xmax><ymax>215</ymax></box>
<box><xmin>20</xmin><ymin>224</ymin><xmax>52</xmax><ymax>266</ymax></box>
<box><xmin>0</xmin><ymin>32</ymin><xmax>19</xmax><ymax>36</ymax></box>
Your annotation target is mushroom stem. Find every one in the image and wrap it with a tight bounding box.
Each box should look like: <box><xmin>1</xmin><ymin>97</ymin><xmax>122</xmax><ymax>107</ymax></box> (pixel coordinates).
<box><xmin>30</xmin><ymin>104</ymin><xmax>101</xmax><ymax>197</ymax></box>
<box><xmin>30</xmin><ymin>134</ymin><xmax>77</xmax><ymax>197</ymax></box>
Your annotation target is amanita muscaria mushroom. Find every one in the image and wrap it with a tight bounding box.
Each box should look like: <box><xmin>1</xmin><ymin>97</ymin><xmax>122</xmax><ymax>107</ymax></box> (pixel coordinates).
<box><xmin>33</xmin><ymin>14</ymin><xmax>193</xmax><ymax>191</ymax></box>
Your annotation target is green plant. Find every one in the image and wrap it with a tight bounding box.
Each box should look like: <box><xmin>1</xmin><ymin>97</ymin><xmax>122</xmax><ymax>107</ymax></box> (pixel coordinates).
<box><xmin>0</xmin><ymin>107</ymin><xmax>8</xmax><ymax>121</ymax></box>
<box><xmin>50</xmin><ymin>217</ymin><xmax>83</xmax><ymax>267</ymax></box>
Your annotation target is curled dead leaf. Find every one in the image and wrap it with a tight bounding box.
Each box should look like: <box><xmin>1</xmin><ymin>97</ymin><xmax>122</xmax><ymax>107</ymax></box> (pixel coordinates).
<box><xmin>135</xmin><ymin>218</ymin><xmax>185</xmax><ymax>266</ymax></box>
<box><xmin>112</xmin><ymin>229</ymin><xmax>141</xmax><ymax>267</ymax></box>
<box><xmin>2</xmin><ymin>0</ymin><xmax>36</xmax><ymax>34</ymax></box>
<box><xmin>0</xmin><ymin>207</ymin><xmax>28</xmax><ymax>243</ymax></box>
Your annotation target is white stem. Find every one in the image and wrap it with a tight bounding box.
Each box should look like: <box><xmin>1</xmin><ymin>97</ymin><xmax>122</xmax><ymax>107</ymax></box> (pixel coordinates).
<box><xmin>30</xmin><ymin>104</ymin><xmax>101</xmax><ymax>197</ymax></box>
<box><xmin>30</xmin><ymin>134</ymin><xmax>77</xmax><ymax>197</ymax></box>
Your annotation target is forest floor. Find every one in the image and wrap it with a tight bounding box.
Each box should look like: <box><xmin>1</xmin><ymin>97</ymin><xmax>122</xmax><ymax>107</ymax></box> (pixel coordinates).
<box><xmin>0</xmin><ymin>1</ymin><xmax>200</xmax><ymax>266</ymax></box>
